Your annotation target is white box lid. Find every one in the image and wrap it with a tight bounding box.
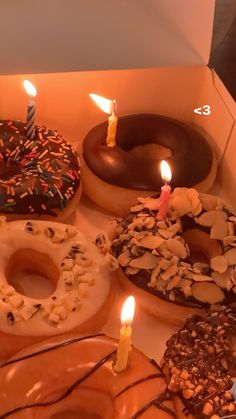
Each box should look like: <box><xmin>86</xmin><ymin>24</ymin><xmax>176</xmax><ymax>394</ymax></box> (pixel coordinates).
<box><xmin>0</xmin><ymin>0</ymin><xmax>215</xmax><ymax>75</ymax></box>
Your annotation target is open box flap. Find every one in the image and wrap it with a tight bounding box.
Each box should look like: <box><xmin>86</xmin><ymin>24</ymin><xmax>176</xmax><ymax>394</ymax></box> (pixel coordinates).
<box><xmin>0</xmin><ymin>0</ymin><xmax>215</xmax><ymax>75</ymax></box>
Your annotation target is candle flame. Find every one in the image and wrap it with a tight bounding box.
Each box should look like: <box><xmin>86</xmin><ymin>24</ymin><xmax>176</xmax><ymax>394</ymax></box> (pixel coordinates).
<box><xmin>121</xmin><ymin>296</ymin><xmax>135</xmax><ymax>326</ymax></box>
<box><xmin>89</xmin><ymin>93</ymin><xmax>115</xmax><ymax>115</ymax></box>
<box><xmin>23</xmin><ymin>80</ymin><xmax>37</xmax><ymax>98</ymax></box>
<box><xmin>160</xmin><ymin>160</ymin><xmax>172</xmax><ymax>183</ymax></box>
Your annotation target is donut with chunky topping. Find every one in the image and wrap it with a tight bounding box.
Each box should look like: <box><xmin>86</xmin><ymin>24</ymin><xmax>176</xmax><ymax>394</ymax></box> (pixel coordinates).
<box><xmin>111</xmin><ymin>188</ymin><xmax>236</xmax><ymax>325</ymax></box>
<box><xmin>0</xmin><ymin>217</ymin><xmax>113</xmax><ymax>358</ymax></box>
<box><xmin>162</xmin><ymin>308</ymin><xmax>236</xmax><ymax>419</ymax></box>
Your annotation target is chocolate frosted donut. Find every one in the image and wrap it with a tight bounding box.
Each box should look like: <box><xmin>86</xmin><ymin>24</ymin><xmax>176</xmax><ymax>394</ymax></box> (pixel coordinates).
<box><xmin>111</xmin><ymin>188</ymin><xmax>236</xmax><ymax>325</ymax></box>
<box><xmin>162</xmin><ymin>308</ymin><xmax>236</xmax><ymax>418</ymax></box>
<box><xmin>0</xmin><ymin>120</ymin><xmax>81</xmax><ymax>220</ymax></box>
<box><xmin>82</xmin><ymin>114</ymin><xmax>217</xmax><ymax>215</ymax></box>
<box><xmin>84</xmin><ymin>114</ymin><xmax>214</xmax><ymax>190</ymax></box>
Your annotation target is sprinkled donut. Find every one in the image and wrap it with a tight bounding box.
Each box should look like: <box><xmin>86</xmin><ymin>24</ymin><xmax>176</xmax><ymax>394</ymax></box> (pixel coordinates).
<box><xmin>0</xmin><ymin>217</ymin><xmax>114</xmax><ymax>358</ymax></box>
<box><xmin>111</xmin><ymin>188</ymin><xmax>236</xmax><ymax>325</ymax></box>
<box><xmin>82</xmin><ymin>114</ymin><xmax>217</xmax><ymax>215</ymax></box>
<box><xmin>162</xmin><ymin>307</ymin><xmax>236</xmax><ymax>419</ymax></box>
<box><xmin>0</xmin><ymin>120</ymin><xmax>81</xmax><ymax>221</ymax></box>
<box><xmin>0</xmin><ymin>334</ymin><xmax>175</xmax><ymax>419</ymax></box>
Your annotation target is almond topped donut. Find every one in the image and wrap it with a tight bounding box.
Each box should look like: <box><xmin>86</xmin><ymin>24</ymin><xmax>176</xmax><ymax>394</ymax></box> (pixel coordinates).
<box><xmin>82</xmin><ymin>114</ymin><xmax>217</xmax><ymax>215</ymax></box>
<box><xmin>0</xmin><ymin>217</ymin><xmax>114</xmax><ymax>359</ymax></box>
<box><xmin>0</xmin><ymin>334</ymin><xmax>175</xmax><ymax>419</ymax></box>
<box><xmin>0</xmin><ymin>120</ymin><xmax>81</xmax><ymax>221</ymax></box>
<box><xmin>162</xmin><ymin>307</ymin><xmax>236</xmax><ymax>419</ymax></box>
<box><xmin>111</xmin><ymin>188</ymin><xmax>236</xmax><ymax>325</ymax></box>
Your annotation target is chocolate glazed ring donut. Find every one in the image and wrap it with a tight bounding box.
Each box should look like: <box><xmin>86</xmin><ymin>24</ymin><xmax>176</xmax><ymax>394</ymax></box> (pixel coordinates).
<box><xmin>82</xmin><ymin>114</ymin><xmax>217</xmax><ymax>215</ymax></box>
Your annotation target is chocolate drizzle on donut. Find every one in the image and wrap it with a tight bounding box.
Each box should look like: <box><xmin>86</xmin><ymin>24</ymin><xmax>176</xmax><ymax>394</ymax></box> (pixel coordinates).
<box><xmin>115</xmin><ymin>373</ymin><xmax>164</xmax><ymax>398</ymax></box>
<box><xmin>1</xmin><ymin>333</ymin><xmax>105</xmax><ymax>368</ymax></box>
<box><xmin>130</xmin><ymin>391</ymin><xmax>175</xmax><ymax>419</ymax></box>
<box><xmin>83</xmin><ymin>114</ymin><xmax>213</xmax><ymax>190</ymax></box>
<box><xmin>0</xmin><ymin>349</ymin><xmax>117</xmax><ymax>419</ymax></box>
<box><xmin>162</xmin><ymin>308</ymin><xmax>236</xmax><ymax>418</ymax></box>
<box><xmin>0</xmin><ymin>120</ymin><xmax>80</xmax><ymax>216</ymax></box>
<box><xmin>0</xmin><ymin>334</ymin><xmax>175</xmax><ymax>419</ymax></box>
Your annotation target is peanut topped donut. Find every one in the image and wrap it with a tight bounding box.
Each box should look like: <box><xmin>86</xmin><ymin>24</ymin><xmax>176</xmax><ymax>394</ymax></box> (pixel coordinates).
<box><xmin>0</xmin><ymin>334</ymin><xmax>175</xmax><ymax>419</ymax></box>
<box><xmin>0</xmin><ymin>217</ymin><xmax>113</xmax><ymax>358</ymax></box>
<box><xmin>0</xmin><ymin>120</ymin><xmax>81</xmax><ymax>221</ymax></box>
<box><xmin>162</xmin><ymin>307</ymin><xmax>236</xmax><ymax>419</ymax></box>
<box><xmin>82</xmin><ymin>114</ymin><xmax>217</xmax><ymax>215</ymax></box>
<box><xmin>111</xmin><ymin>188</ymin><xmax>236</xmax><ymax>325</ymax></box>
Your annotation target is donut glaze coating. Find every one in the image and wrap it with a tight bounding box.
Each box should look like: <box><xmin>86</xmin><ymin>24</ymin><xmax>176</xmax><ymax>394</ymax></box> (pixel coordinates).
<box><xmin>0</xmin><ymin>218</ymin><xmax>113</xmax><ymax>358</ymax></box>
<box><xmin>83</xmin><ymin>114</ymin><xmax>213</xmax><ymax>190</ymax></box>
<box><xmin>0</xmin><ymin>334</ymin><xmax>176</xmax><ymax>419</ymax></box>
<box><xmin>0</xmin><ymin>120</ymin><xmax>80</xmax><ymax>217</ymax></box>
<box><xmin>162</xmin><ymin>308</ymin><xmax>236</xmax><ymax>418</ymax></box>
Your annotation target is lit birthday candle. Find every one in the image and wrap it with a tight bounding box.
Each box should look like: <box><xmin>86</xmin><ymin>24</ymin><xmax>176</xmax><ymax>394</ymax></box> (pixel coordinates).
<box><xmin>114</xmin><ymin>296</ymin><xmax>135</xmax><ymax>373</ymax></box>
<box><xmin>89</xmin><ymin>93</ymin><xmax>118</xmax><ymax>147</ymax></box>
<box><xmin>158</xmin><ymin>160</ymin><xmax>172</xmax><ymax>220</ymax></box>
<box><xmin>23</xmin><ymin>80</ymin><xmax>37</xmax><ymax>139</ymax></box>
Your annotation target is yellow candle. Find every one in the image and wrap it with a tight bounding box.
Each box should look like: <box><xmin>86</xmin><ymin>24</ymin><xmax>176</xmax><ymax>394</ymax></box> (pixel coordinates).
<box><xmin>114</xmin><ymin>296</ymin><xmax>135</xmax><ymax>373</ymax></box>
<box><xmin>89</xmin><ymin>94</ymin><xmax>118</xmax><ymax>147</ymax></box>
<box><xmin>107</xmin><ymin>111</ymin><xmax>118</xmax><ymax>147</ymax></box>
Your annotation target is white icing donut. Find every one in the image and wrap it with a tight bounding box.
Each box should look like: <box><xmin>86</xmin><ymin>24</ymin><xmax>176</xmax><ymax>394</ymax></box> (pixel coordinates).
<box><xmin>0</xmin><ymin>217</ymin><xmax>113</xmax><ymax>353</ymax></box>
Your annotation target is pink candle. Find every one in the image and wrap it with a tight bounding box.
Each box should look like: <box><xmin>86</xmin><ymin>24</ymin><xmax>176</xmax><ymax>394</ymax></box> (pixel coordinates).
<box><xmin>158</xmin><ymin>160</ymin><xmax>172</xmax><ymax>220</ymax></box>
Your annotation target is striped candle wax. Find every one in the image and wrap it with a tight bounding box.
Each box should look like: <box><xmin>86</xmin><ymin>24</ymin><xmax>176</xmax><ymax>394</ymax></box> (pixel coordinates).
<box><xmin>158</xmin><ymin>160</ymin><xmax>172</xmax><ymax>220</ymax></box>
<box><xmin>23</xmin><ymin>80</ymin><xmax>37</xmax><ymax>139</ymax></box>
<box><xmin>89</xmin><ymin>94</ymin><xmax>118</xmax><ymax>147</ymax></box>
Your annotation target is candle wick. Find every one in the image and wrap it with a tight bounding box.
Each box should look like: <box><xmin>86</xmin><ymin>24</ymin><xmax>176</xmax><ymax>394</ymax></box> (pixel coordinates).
<box><xmin>111</xmin><ymin>100</ymin><xmax>117</xmax><ymax>116</ymax></box>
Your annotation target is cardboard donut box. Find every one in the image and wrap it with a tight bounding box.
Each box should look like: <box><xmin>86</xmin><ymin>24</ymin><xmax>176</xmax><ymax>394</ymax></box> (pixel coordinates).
<box><xmin>0</xmin><ymin>0</ymin><xmax>235</xmax><ymax>359</ymax></box>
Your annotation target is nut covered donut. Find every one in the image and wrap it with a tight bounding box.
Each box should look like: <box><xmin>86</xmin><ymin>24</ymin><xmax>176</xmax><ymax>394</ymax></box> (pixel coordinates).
<box><xmin>111</xmin><ymin>188</ymin><xmax>236</xmax><ymax>325</ymax></box>
<box><xmin>0</xmin><ymin>334</ymin><xmax>175</xmax><ymax>419</ymax></box>
<box><xmin>0</xmin><ymin>120</ymin><xmax>81</xmax><ymax>221</ymax></box>
<box><xmin>82</xmin><ymin>114</ymin><xmax>217</xmax><ymax>215</ymax></box>
<box><xmin>0</xmin><ymin>217</ymin><xmax>113</xmax><ymax>358</ymax></box>
<box><xmin>162</xmin><ymin>308</ymin><xmax>236</xmax><ymax>419</ymax></box>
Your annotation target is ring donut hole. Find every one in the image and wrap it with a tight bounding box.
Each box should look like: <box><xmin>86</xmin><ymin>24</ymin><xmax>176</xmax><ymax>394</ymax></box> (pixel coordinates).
<box><xmin>182</xmin><ymin>229</ymin><xmax>222</xmax><ymax>264</ymax></box>
<box><xmin>5</xmin><ymin>249</ymin><xmax>60</xmax><ymax>299</ymax></box>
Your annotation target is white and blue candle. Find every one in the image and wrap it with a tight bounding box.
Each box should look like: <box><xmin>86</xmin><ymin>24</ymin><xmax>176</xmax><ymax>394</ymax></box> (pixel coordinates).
<box><xmin>23</xmin><ymin>80</ymin><xmax>37</xmax><ymax>139</ymax></box>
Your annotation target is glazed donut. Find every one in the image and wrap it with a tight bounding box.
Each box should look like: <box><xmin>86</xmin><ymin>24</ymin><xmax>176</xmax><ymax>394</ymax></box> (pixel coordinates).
<box><xmin>0</xmin><ymin>217</ymin><xmax>114</xmax><ymax>359</ymax></box>
<box><xmin>162</xmin><ymin>307</ymin><xmax>236</xmax><ymax>419</ymax></box>
<box><xmin>82</xmin><ymin>114</ymin><xmax>217</xmax><ymax>215</ymax></box>
<box><xmin>0</xmin><ymin>120</ymin><xmax>81</xmax><ymax>221</ymax></box>
<box><xmin>0</xmin><ymin>333</ymin><xmax>175</xmax><ymax>419</ymax></box>
<box><xmin>111</xmin><ymin>188</ymin><xmax>236</xmax><ymax>326</ymax></box>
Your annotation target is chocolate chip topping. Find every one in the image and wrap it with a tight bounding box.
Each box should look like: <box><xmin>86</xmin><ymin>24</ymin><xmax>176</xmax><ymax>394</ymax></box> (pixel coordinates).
<box><xmin>83</xmin><ymin>114</ymin><xmax>213</xmax><ymax>190</ymax></box>
<box><xmin>162</xmin><ymin>308</ymin><xmax>236</xmax><ymax>418</ymax></box>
